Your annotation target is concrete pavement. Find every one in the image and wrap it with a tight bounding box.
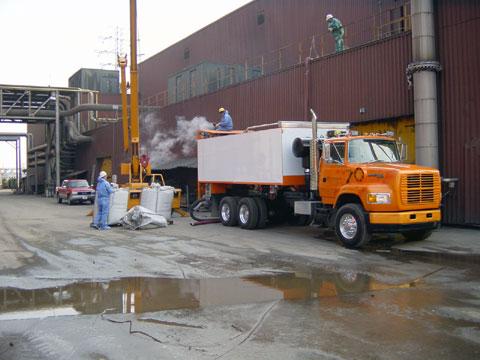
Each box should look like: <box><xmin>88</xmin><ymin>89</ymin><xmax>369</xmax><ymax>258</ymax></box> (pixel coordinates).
<box><xmin>391</xmin><ymin>226</ymin><xmax>480</xmax><ymax>262</ymax></box>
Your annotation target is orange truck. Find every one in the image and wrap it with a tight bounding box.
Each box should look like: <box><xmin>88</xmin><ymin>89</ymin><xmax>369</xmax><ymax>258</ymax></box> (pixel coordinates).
<box><xmin>195</xmin><ymin>111</ymin><xmax>441</xmax><ymax>248</ymax></box>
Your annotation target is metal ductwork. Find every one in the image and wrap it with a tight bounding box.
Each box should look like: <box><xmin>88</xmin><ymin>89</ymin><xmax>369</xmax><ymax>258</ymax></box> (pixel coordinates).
<box><xmin>65</xmin><ymin>119</ymin><xmax>92</xmax><ymax>144</ymax></box>
<box><xmin>408</xmin><ymin>0</ymin><xmax>442</xmax><ymax>168</ymax></box>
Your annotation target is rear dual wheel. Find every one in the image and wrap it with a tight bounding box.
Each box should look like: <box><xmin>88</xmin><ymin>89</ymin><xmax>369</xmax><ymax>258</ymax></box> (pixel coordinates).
<box><xmin>220</xmin><ymin>196</ymin><xmax>267</xmax><ymax>230</ymax></box>
<box><xmin>238</xmin><ymin>198</ymin><xmax>259</xmax><ymax>229</ymax></box>
<box><xmin>219</xmin><ymin>196</ymin><xmax>239</xmax><ymax>226</ymax></box>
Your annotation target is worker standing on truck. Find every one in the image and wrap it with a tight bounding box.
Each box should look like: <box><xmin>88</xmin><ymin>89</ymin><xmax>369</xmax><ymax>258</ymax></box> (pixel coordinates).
<box><xmin>215</xmin><ymin>107</ymin><xmax>233</xmax><ymax>131</ymax></box>
<box><xmin>326</xmin><ymin>14</ymin><xmax>344</xmax><ymax>52</ymax></box>
<box><xmin>92</xmin><ymin>171</ymin><xmax>114</xmax><ymax>230</ymax></box>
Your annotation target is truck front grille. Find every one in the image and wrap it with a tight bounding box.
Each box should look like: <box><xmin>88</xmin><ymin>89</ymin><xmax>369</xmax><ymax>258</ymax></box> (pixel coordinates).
<box><xmin>400</xmin><ymin>173</ymin><xmax>440</xmax><ymax>205</ymax></box>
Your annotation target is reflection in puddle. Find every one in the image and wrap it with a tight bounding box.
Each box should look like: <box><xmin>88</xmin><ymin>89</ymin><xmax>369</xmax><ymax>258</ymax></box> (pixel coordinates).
<box><xmin>0</xmin><ymin>271</ymin><xmax>418</xmax><ymax>320</ymax></box>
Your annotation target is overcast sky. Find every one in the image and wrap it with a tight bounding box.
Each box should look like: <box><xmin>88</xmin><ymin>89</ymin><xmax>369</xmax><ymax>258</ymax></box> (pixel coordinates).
<box><xmin>0</xmin><ymin>0</ymin><xmax>251</xmax><ymax>168</ymax></box>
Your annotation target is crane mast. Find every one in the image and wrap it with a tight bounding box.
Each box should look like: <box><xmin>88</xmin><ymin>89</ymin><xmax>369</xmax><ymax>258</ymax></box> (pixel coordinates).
<box><xmin>119</xmin><ymin>0</ymin><xmax>151</xmax><ymax>208</ymax></box>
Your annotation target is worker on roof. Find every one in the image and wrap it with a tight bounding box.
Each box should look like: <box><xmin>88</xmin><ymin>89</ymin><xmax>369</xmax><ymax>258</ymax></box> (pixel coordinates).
<box><xmin>326</xmin><ymin>14</ymin><xmax>345</xmax><ymax>52</ymax></box>
<box><xmin>92</xmin><ymin>170</ymin><xmax>114</xmax><ymax>230</ymax></box>
<box><xmin>215</xmin><ymin>107</ymin><xmax>233</xmax><ymax>131</ymax></box>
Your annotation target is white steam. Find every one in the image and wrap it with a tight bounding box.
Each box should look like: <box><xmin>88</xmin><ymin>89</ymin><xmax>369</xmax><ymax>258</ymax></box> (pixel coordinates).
<box><xmin>142</xmin><ymin>113</ymin><xmax>214</xmax><ymax>167</ymax></box>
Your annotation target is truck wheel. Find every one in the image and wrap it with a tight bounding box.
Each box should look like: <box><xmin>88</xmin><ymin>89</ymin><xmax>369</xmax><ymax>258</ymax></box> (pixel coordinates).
<box><xmin>402</xmin><ymin>230</ymin><xmax>433</xmax><ymax>242</ymax></box>
<box><xmin>238</xmin><ymin>197</ymin><xmax>259</xmax><ymax>229</ymax></box>
<box><xmin>335</xmin><ymin>204</ymin><xmax>371</xmax><ymax>248</ymax></box>
<box><xmin>219</xmin><ymin>196</ymin><xmax>238</xmax><ymax>226</ymax></box>
<box><xmin>254</xmin><ymin>197</ymin><xmax>268</xmax><ymax>229</ymax></box>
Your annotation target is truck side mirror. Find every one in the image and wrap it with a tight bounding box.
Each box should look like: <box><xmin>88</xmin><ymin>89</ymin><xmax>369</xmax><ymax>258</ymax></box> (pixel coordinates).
<box><xmin>398</xmin><ymin>143</ymin><xmax>407</xmax><ymax>161</ymax></box>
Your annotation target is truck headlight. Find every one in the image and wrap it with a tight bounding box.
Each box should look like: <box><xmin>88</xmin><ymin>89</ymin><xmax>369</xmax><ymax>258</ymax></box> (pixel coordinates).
<box><xmin>367</xmin><ymin>193</ymin><xmax>391</xmax><ymax>204</ymax></box>
<box><xmin>72</xmin><ymin>191</ymin><xmax>78</xmax><ymax>195</ymax></box>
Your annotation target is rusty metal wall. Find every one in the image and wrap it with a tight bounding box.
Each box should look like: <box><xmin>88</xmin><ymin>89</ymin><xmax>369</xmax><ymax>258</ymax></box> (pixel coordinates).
<box><xmin>310</xmin><ymin>34</ymin><xmax>413</xmax><ymax>122</ymax></box>
<box><xmin>142</xmin><ymin>33</ymin><xmax>412</xmax><ymax>132</ymax></box>
<box><xmin>139</xmin><ymin>0</ymin><xmax>406</xmax><ymax>100</ymax></box>
<box><xmin>147</xmin><ymin>64</ymin><xmax>306</xmax><ymax>132</ymax></box>
<box><xmin>437</xmin><ymin>0</ymin><xmax>480</xmax><ymax>225</ymax></box>
<box><xmin>75</xmin><ymin>120</ymin><xmax>130</xmax><ymax>184</ymax></box>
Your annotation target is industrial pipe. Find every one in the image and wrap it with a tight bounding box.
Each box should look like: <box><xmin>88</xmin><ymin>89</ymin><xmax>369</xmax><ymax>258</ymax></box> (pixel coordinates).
<box><xmin>55</xmin><ymin>91</ymin><xmax>60</xmax><ymax>188</ymax></box>
<box><xmin>309</xmin><ymin>109</ymin><xmax>318</xmax><ymax>196</ymax></box>
<box><xmin>409</xmin><ymin>0</ymin><xmax>441</xmax><ymax>168</ymax></box>
<box><xmin>5</xmin><ymin>103</ymin><xmax>159</xmax><ymax>120</ymax></box>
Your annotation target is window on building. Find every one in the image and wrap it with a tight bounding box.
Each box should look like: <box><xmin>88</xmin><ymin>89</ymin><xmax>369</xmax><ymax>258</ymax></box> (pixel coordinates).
<box><xmin>184</xmin><ymin>48</ymin><xmax>190</xmax><ymax>60</ymax></box>
<box><xmin>257</xmin><ymin>12</ymin><xmax>265</xmax><ymax>26</ymax></box>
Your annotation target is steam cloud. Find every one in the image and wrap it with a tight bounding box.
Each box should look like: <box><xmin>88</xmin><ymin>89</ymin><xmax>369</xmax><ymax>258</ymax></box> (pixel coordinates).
<box><xmin>142</xmin><ymin>113</ymin><xmax>214</xmax><ymax>167</ymax></box>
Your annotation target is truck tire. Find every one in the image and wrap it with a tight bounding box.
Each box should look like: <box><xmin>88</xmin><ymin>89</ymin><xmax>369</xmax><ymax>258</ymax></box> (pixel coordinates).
<box><xmin>219</xmin><ymin>196</ymin><xmax>238</xmax><ymax>226</ymax></box>
<box><xmin>402</xmin><ymin>229</ymin><xmax>433</xmax><ymax>242</ymax></box>
<box><xmin>238</xmin><ymin>197</ymin><xmax>259</xmax><ymax>229</ymax></box>
<box><xmin>254</xmin><ymin>197</ymin><xmax>268</xmax><ymax>229</ymax></box>
<box><xmin>335</xmin><ymin>203</ymin><xmax>371</xmax><ymax>248</ymax></box>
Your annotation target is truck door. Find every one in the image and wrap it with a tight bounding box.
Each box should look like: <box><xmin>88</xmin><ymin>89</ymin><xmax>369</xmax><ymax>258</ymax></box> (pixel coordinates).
<box><xmin>319</xmin><ymin>141</ymin><xmax>349</xmax><ymax>205</ymax></box>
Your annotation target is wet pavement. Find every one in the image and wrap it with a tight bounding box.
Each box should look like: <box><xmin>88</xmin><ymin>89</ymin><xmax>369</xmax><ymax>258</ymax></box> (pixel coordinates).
<box><xmin>0</xmin><ymin>191</ymin><xmax>479</xmax><ymax>359</ymax></box>
<box><xmin>0</xmin><ymin>270</ymin><xmax>439</xmax><ymax>319</ymax></box>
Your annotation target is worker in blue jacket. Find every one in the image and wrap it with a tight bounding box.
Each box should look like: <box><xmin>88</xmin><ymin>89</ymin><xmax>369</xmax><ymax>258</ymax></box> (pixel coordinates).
<box><xmin>215</xmin><ymin>107</ymin><xmax>233</xmax><ymax>131</ymax></box>
<box><xmin>92</xmin><ymin>171</ymin><xmax>114</xmax><ymax>230</ymax></box>
<box><xmin>326</xmin><ymin>14</ymin><xmax>345</xmax><ymax>52</ymax></box>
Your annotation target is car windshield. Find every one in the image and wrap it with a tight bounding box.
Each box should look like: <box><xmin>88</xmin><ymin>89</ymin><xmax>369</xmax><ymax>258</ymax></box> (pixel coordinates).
<box><xmin>348</xmin><ymin>139</ymin><xmax>400</xmax><ymax>163</ymax></box>
<box><xmin>68</xmin><ymin>180</ymin><xmax>89</xmax><ymax>188</ymax></box>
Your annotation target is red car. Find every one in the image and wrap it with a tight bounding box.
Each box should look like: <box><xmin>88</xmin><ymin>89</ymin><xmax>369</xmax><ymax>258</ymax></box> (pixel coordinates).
<box><xmin>56</xmin><ymin>179</ymin><xmax>96</xmax><ymax>205</ymax></box>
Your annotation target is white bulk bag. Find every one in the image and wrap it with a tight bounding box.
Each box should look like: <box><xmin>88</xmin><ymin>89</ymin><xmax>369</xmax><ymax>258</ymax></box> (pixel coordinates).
<box><xmin>140</xmin><ymin>185</ymin><xmax>174</xmax><ymax>220</ymax></box>
<box><xmin>156</xmin><ymin>186</ymin><xmax>174</xmax><ymax>220</ymax></box>
<box><xmin>140</xmin><ymin>187</ymin><xmax>157</xmax><ymax>213</ymax></box>
<box><xmin>108</xmin><ymin>188</ymin><xmax>129</xmax><ymax>225</ymax></box>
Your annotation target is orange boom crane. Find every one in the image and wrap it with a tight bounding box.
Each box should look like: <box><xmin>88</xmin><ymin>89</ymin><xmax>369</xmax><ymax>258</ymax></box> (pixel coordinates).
<box><xmin>119</xmin><ymin>0</ymin><xmax>183</xmax><ymax>212</ymax></box>
<box><xmin>119</xmin><ymin>0</ymin><xmax>154</xmax><ymax>208</ymax></box>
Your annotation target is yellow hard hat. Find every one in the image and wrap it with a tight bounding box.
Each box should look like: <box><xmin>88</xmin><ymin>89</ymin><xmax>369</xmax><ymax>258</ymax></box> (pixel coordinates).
<box><xmin>218</xmin><ymin>107</ymin><xmax>225</xmax><ymax>113</ymax></box>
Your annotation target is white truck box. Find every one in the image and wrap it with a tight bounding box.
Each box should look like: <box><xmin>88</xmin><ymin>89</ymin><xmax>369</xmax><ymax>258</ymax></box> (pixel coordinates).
<box><xmin>198</xmin><ymin>121</ymin><xmax>348</xmax><ymax>186</ymax></box>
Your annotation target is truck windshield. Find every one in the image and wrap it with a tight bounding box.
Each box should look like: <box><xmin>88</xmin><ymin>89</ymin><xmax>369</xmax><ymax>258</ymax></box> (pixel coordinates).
<box><xmin>348</xmin><ymin>139</ymin><xmax>400</xmax><ymax>163</ymax></box>
<box><xmin>68</xmin><ymin>180</ymin><xmax>89</xmax><ymax>188</ymax></box>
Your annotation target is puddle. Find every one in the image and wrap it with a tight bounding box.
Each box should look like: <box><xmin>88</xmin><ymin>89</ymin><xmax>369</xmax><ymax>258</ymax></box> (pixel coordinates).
<box><xmin>0</xmin><ymin>271</ymin><xmax>420</xmax><ymax>320</ymax></box>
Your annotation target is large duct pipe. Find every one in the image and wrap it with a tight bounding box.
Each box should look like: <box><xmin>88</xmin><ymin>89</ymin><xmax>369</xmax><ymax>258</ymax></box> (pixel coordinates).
<box><xmin>65</xmin><ymin>119</ymin><xmax>92</xmax><ymax>144</ymax></box>
<box><xmin>408</xmin><ymin>0</ymin><xmax>441</xmax><ymax>168</ymax></box>
<box><xmin>309</xmin><ymin>109</ymin><xmax>318</xmax><ymax>196</ymax></box>
<box><xmin>5</xmin><ymin>103</ymin><xmax>159</xmax><ymax>120</ymax></box>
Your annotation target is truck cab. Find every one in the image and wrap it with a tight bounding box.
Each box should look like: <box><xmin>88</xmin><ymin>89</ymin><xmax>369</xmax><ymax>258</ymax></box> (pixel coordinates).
<box><xmin>311</xmin><ymin>135</ymin><xmax>441</xmax><ymax>247</ymax></box>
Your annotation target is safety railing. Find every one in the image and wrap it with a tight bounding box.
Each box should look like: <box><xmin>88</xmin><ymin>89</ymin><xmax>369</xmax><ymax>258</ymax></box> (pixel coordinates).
<box><xmin>142</xmin><ymin>2</ymin><xmax>411</xmax><ymax>108</ymax></box>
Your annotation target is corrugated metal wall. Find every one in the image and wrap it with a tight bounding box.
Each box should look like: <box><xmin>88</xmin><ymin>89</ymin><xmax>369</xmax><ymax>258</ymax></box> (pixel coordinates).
<box><xmin>142</xmin><ymin>33</ymin><xmax>412</xmax><ymax>131</ymax></box>
<box><xmin>75</xmin><ymin>120</ymin><xmax>130</xmax><ymax>184</ymax></box>
<box><xmin>437</xmin><ymin>0</ymin><xmax>480</xmax><ymax>225</ymax></box>
<box><xmin>310</xmin><ymin>34</ymin><xmax>412</xmax><ymax>122</ymax></box>
<box><xmin>139</xmin><ymin>0</ymin><xmax>406</xmax><ymax>100</ymax></box>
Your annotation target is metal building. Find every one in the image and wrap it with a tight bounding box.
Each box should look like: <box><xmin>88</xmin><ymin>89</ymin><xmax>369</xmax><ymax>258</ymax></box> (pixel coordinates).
<box><xmin>23</xmin><ymin>0</ymin><xmax>479</xmax><ymax>225</ymax></box>
<box><xmin>69</xmin><ymin>68</ymin><xmax>120</xmax><ymax>94</ymax></box>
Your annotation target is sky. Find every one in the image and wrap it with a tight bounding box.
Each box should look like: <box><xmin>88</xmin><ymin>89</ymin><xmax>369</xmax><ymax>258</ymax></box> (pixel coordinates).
<box><xmin>0</xmin><ymin>0</ymin><xmax>251</xmax><ymax>169</ymax></box>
